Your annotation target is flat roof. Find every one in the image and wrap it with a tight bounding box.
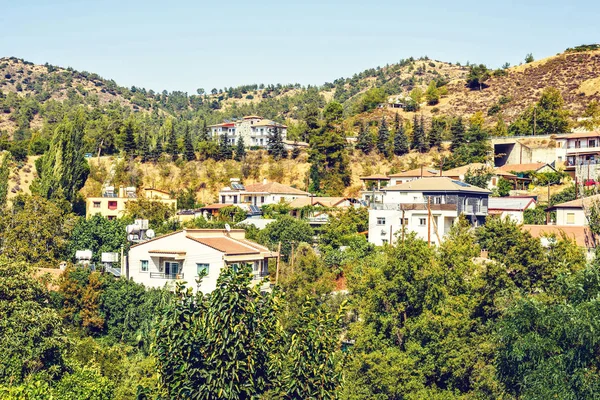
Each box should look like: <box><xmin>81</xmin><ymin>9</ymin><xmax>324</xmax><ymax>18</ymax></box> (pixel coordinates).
<box><xmin>383</xmin><ymin>177</ymin><xmax>491</xmax><ymax>194</ymax></box>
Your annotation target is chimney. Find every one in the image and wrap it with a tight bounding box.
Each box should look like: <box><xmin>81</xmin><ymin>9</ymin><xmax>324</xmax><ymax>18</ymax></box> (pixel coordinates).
<box><xmin>263</xmin><ymin>178</ymin><xmax>267</xmax><ymax>185</ymax></box>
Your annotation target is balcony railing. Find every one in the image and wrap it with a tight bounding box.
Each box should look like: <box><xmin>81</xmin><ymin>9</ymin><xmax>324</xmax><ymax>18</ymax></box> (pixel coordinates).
<box><xmin>150</xmin><ymin>272</ymin><xmax>184</xmax><ymax>279</ymax></box>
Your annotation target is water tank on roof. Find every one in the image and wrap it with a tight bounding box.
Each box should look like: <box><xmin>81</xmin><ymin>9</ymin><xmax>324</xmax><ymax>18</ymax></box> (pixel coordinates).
<box><xmin>101</xmin><ymin>252</ymin><xmax>119</xmax><ymax>263</ymax></box>
<box><xmin>75</xmin><ymin>250</ymin><xmax>93</xmax><ymax>261</ymax></box>
<box><xmin>126</xmin><ymin>224</ymin><xmax>140</xmax><ymax>234</ymax></box>
<box><xmin>105</xmin><ymin>186</ymin><xmax>114</xmax><ymax>193</ymax></box>
<box><xmin>135</xmin><ymin>219</ymin><xmax>149</xmax><ymax>230</ymax></box>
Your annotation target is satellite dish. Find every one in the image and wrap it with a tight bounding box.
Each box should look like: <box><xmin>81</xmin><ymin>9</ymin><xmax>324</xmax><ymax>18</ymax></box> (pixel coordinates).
<box><xmin>225</xmin><ymin>223</ymin><xmax>231</xmax><ymax>232</ymax></box>
<box><xmin>146</xmin><ymin>229</ymin><xmax>155</xmax><ymax>239</ymax></box>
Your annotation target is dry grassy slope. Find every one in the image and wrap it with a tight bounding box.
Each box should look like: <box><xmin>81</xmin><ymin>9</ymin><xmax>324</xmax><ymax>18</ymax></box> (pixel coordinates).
<box><xmin>72</xmin><ymin>150</ymin><xmax>438</xmax><ymax>204</ymax></box>
<box><xmin>445</xmin><ymin>50</ymin><xmax>600</xmax><ymax>123</ymax></box>
<box><xmin>0</xmin><ymin>57</ymin><xmax>145</xmax><ymax>133</ymax></box>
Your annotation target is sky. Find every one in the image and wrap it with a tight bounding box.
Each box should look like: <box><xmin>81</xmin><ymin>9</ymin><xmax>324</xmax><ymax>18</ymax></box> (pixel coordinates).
<box><xmin>0</xmin><ymin>0</ymin><xmax>598</xmax><ymax>94</ymax></box>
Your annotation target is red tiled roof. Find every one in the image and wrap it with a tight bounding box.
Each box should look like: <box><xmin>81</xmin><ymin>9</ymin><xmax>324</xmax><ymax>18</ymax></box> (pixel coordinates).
<box><xmin>522</xmin><ymin>225</ymin><xmax>596</xmax><ymax>249</ymax></box>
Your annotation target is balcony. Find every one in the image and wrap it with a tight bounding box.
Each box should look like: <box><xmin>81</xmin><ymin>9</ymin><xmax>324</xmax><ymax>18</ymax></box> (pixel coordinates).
<box><xmin>566</xmin><ymin>144</ymin><xmax>600</xmax><ymax>154</ymax></box>
<box><xmin>150</xmin><ymin>272</ymin><xmax>184</xmax><ymax>279</ymax></box>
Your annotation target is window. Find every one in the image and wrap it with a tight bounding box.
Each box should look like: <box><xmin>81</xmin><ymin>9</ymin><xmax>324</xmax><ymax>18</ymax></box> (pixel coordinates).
<box><xmin>107</xmin><ymin>216</ymin><xmax>116</xmax><ymax>220</ymax></box>
<box><xmin>230</xmin><ymin>263</ymin><xmax>239</xmax><ymax>272</ymax></box>
<box><xmin>196</xmin><ymin>263</ymin><xmax>209</xmax><ymax>276</ymax></box>
<box><xmin>382</xmin><ymin>239</ymin><xmax>388</xmax><ymax>245</ymax></box>
<box><xmin>164</xmin><ymin>261</ymin><xmax>179</xmax><ymax>275</ymax></box>
<box><xmin>221</xmin><ymin>195</ymin><xmax>226</xmax><ymax>203</ymax></box>
<box><xmin>376</xmin><ymin>217</ymin><xmax>386</xmax><ymax>225</ymax></box>
<box><xmin>590</xmin><ymin>140</ymin><xmax>596</xmax><ymax>148</ymax></box>
<box><xmin>108</xmin><ymin>201</ymin><xmax>118</xmax><ymax>210</ymax></box>
<box><xmin>141</xmin><ymin>260</ymin><xmax>148</xmax><ymax>272</ymax></box>
<box><xmin>93</xmin><ymin>201</ymin><xmax>101</xmax><ymax>208</ymax></box>
<box><xmin>419</xmin><ymin>218</ymin><xmax>427</xmax><ymax>226</ymax></box>
<box><xmin>261</xmin><ymin>196</ymin><xmax>265</xmax><ymax>203</ymax></box>
<box><xmin>399</xmin><ymin>192</ymin><xmax>408</xmax><ymax>196</ymax></box>
<box><xmin>400</xmin><ymin>218</ymin><xmax>408</xmax><ymax>225</ymax></box>
<box><xmin>566</xmin><ymin>212</ymin><xmax>575</xmax><ymax>224</ymax></box>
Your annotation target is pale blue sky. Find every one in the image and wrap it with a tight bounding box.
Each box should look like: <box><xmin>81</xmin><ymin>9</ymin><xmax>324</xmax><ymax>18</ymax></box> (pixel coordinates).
<box><xmin>0</xmin><ymin>0</ymin><xmax>597</xmax><ymax>93</ymax></box>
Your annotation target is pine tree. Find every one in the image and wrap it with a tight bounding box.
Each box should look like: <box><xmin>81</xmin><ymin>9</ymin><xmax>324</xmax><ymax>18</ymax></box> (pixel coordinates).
<box><xmin>450</xmin><ymin>117</ymin><xmax>466</xmax><ymax>151</ymax></box>
<box><xmin>428</xmin><ymin>117</ymin><xmax>444</xmax><ymax>149</ymax></box>
<box><xmin>411</xmin><ymin>114</ymin><xmax>426</xmax><ymax>152</ymax></box>
<box><xmin>168</xmin><ymin>121</ymin><xmax>178</xmax><ymax>160</ymax></box>
<box><xmin>290</xmin><ymin>142</ymin><xmax>301</xmax><ymax>159</ymax></box>
<box><xmin>198</xmin><ymin>119</ymin><xmax>209</xmax><ymax>142</ymax></box>
<box><xmin>356</xmin><ymin>122</ymin><xmax>374</xmax><ymax>154</ymax></box>
<box><xmin>184</xmin><ymin>125</ymin><xmax>196</xmax><ymax>161</ymax></box>
<box><xmin>377</xmin><ymin>117</ymin><xmax>390</xmax><ymax>157</ymax></box>
<box><xmin>393</xmin><ymin>121</ymin><xmax>409</xmax><ymax>156</ymax></box>
<box><xmin>123</xmin><ymin>120</ymin><xmax>136</xmax><ymax>157</ymax></box>
<box><xmin>153</xmin><ymin>137</ymin><xmax>164</xmax><ymax>162</ymax></box>
<box><xmin>139</xmin><ymin>133</ymin><xmax>150</xmax><ymax>162</ymax></box>
<box><xmin>217</xmin><ymin>134</ymin><xmax>233</xmax><ymax>161</ymax></box>
<box><xmin>234</xmin><ymin>136</ymin><xmax>246</xmax><ymax>161</ymax></box>
<box><xmin>0</xmin><ymin>151</ymin><xmax>10</xmax><ymax>209</ymax></box>
<box><xmin>267</xmin><ymin>126</ymin><xmax>287</xmax><ymax>160</ymax></box>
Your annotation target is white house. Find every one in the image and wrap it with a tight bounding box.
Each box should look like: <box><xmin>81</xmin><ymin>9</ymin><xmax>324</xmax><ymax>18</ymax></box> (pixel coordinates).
<box><xmin>208</xmin><ymin>116</ymin><xmax>287</xmax><ymax>148</ymax></box>
<box><xmin>218</xmin><ymin>179</ymin><xmax>310</xmax><ymax>208</ymax></box>
<box><xmin>388</xmin><ymin>167</ymin><xmax>439</xmax><ymax>185</ymax></box>
<box><xmin>368</xmin><ymin>177</ymin><xmax>491</xmax><ymax>246</ymax></box>
<box><xmin>488</xmin><ymin>196</ymin><xmax>537</xmax><ymax>223</ymax></box>
<box><xmin>127</xmin><ymin>229</ymin><xmax>277</xmax><ymax>294</ymax></box>
<box><xmin>550</xmin><ymin>194</ymin><xmax>600</xmax><ymax>226</ymax></box>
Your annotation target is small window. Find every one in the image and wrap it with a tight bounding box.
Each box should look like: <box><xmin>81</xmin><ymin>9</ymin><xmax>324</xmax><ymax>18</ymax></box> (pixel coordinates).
<box><xmin>141</xmin><ymin>260</ymin><xmax>148</xmax><ymax>272</ymax></box>
<box><xmin>107</xmin><ymin>215</ymin><xmax>116</xmax><ymax>220</ymax></box>
<box><xmin>196</xmin><ymin>263</ymin><xmax>209</xmax><ymax>276</ymax></box>
<box><xmin>399</xmin><ymin>192</ymin><xmax>408</xmax><ymax>195</ymax></box>
<box><xmin>382</xmin><ymin>239</ymin><xmax>388</xmax><ymax>245</ymax></box>
<box><xmin>230</xmin><ymin>263</ymin><xmax>239</xmax><ymax>272</ymax></box>
<box><xmin>419</xmin><ymin>218</ymin><xmax>427</xmax><ymax>226</ymax></box>
<box><xmin>93</xmin><ymin>201</ymin><xmax>101</xmax><ymax>208</ymax></box>
<box><xmin>261</xmin><ymin>196</ymin><xmax>265</xmax><ymax>203</ymax></box>
<box><xmin>108</xmin><ymin>201</ymin><xmax>118</xmax><ymax>210</ymax></box>
<box><xmin>566</xmin><ymin>213</ymin><xmax>575</xmax><ymax>224</ymax></box>
<box><xmin>376</xmin><ymin>217</ymin><xmax>386</xmax><ymax>225</ymax></box>
<box><xmin>400</xmin><ymin>218</ymin><xmax>408</xmax><ymax>225</ymax></box>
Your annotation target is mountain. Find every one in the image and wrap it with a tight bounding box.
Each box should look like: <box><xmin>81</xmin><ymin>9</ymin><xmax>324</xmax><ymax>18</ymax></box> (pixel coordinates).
<box><xmin>1</xmin><ymin>46</ymin><xmax>600</xmax><ymax>141</ymax></box>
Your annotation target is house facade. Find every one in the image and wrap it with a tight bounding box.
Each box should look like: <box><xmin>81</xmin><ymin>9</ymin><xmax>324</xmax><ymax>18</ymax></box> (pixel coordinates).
<box><xmin>488</xmin><ymin>197</ymin><xmax>537</xmax><ymax>223</ymax></box>
<box><xmin>86</xmin><ymin>187</ymin><xmax>177</xmax><ymax>219</ymax></box>
<box><xmin>367</xmin><ymin>177</ymin><xmax>491</xmax><ymax>246</ymax></box>
<box><xmin>127</xmin><ymin>229</ymin><xmax>277</xmax><ymax>293</ymax></box>
<box><xmin>550</xmin><ymin>194</ymin><xmax>600</xmax><ymax>226</ymax></box>
<box><xmin>208</xmin><ymin>116</ymin><xmax>287</xmax><ymax>148</ymax></box>
<box><xmin>218</xmin><ymin>179</ymin><xmax>310</xmax><ymax>208</ymax></box>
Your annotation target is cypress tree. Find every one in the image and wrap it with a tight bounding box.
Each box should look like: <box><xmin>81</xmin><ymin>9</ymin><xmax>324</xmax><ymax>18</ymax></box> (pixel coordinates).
<box><xmin>450</xmin><ymin>117</ymin><xmax>466</xmax><ymax>151</ymax></box>
<box><xmin>377</xmin><ymin>117</ymin><xmax>390</xmax><ymax>157</ymax></box>
<box><xmin>123</xmin><ymin>120</ymin><xmax>136</xmax><ymax>157</ymax></box>
<box><xmin>31</xmin><ymin>110</ymin><xmax>90</xmax><ymax>203</ymax></box>
<box><xmin>153</xmin><ymin>137</ymin><xmax>164</xmax><ymax>162</ymax></box>
<box><xmin>0</xmin><ymin>151</ymin><xmax>10</xmax><ymax>209</ymax></box>
<box><xmin>420</xmin><ymin>114</ymin><xmax>429</xmax><ymax>153</ymax></box>
<box><xmin>356</xmin><ymin>122</ymin><xmax>374</xmax><ymax>154</ymax></box>
<box><xmin>267</xmin><ymin>126</ymin><xmax>287</xmax><ymax>160</ymax></box>
<box><xmin>184</xmin><ymin>125</ymin><xmax>196</xmax><ymax>161</ymax></box>
<box><xmin>290</xmin><ymin>142</ymin><xmax>301</xmax><ymax>159</ymax></box>
<box><xmin>234</xmin><ymin>136</ymin><xmax>246</xmax><ymax>161</ymax></box>
<box><xmin>393</xmin><ymin>121</ymin><xmax>409</xmax><ymax>156</ymax></box>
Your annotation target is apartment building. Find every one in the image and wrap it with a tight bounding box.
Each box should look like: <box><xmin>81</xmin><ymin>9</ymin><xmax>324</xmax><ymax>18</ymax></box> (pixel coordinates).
<box><xmin>208</xmin><ymin>116</ymin><xmax>287</xmax><ymax>147</ymax></box>
<box><xmin>86</xmin><ymin>187</ymin><xmax>177</xmax><ymax>219</ymax></box>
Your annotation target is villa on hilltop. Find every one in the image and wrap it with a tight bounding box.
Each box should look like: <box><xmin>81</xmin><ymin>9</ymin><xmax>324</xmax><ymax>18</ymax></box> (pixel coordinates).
<box><xmin>208</xmin><ymin>115</ymin><xmax>287</xmax><ymax>148</ymax></box>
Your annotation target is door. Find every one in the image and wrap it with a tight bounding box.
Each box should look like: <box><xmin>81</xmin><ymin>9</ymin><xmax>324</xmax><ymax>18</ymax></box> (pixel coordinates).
<box><xmin>165</xmin><ymin>261</ymin><xmax>179</xmax><ymax>276</ymax></box>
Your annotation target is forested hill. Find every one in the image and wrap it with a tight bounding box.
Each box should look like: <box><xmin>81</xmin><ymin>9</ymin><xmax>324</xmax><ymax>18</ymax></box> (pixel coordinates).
<box><xmin>1</xmin><ymin>45</ymin><xmax>600</xmax><ymax>143</ymax></box>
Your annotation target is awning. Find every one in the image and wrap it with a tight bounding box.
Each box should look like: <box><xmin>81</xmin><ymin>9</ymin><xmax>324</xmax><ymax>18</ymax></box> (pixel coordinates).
<box><xmin>148</xmin><ymin>250</ymin><xmax>186</xmax><ymax>260</ymax></box>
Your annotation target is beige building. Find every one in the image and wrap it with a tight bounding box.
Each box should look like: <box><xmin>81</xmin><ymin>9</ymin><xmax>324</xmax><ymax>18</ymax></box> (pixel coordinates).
<box><xmin>86</xmin><ymin>187</ymin><xmax>177</xmax><ymax>219</ymax></box>
<box><xmin>208</xmin><ymin>116</ymin><xmax>287</xmax><ymax>148</ymax></box>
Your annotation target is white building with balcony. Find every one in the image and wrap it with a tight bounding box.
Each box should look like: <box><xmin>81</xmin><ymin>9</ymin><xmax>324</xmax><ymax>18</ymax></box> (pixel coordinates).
<box><xmin>368</xmin><ymin>177</ymin><xmax>491</xmax><ymax>246</ymax></box>
<box><xmin>126</xmin><ymin>228</ymin><xmax>277</xmax><ymax>294</ymax></box>
<box><xmin>218</xmin><ymin>179</ymin><xmax>310</xmax><ymax>209</ymax></box>
<box><xmin>208</xmin><ymin>116</ymin><xmax>287</xmax><ymax>148</ymax></box>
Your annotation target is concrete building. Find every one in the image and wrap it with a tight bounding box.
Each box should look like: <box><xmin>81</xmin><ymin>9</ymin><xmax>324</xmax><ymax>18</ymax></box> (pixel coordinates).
<box><xmin>86</xmin><ymin>187</ymin><xmax>177</xmax><ymax>219</ymax></box>
<box><xmin>218</xmin><ymin>179</ymin><xmax>310</xmax><ymax>208</ymax></box>
<box><xmin>488</xmin><ymin>197</ymin><xmax>537</xmax><ymax>223</ymax></box>
<box><xmin>549</xmin><ymin>194</ymin><xmax>600</xmax><ymax>226</ymax></box>
<box><xmin>367</xmin><ymin>177</ymin><xmax>491</xmax><ymax>246</ymax></box>
<box><xmin>359</xmin><ymin>174</ymin><xmax>391</xmax><ymax>205</ymax></box>
<box><xmin>208</xmin><ymin>116</ymin><xmax>287</xmax><ymax>148</ymax></box>
<box><xmin>127</xmin><ymin>229</ymin><xmax>277</xmax><ymax>294</ymax></box>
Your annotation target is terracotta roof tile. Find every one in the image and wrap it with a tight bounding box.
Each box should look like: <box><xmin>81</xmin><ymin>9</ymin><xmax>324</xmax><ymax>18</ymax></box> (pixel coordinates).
<box><xmin>186</xmin><ymin>236</ymin><xmax>260</xmax><ymax>255</ymax></box>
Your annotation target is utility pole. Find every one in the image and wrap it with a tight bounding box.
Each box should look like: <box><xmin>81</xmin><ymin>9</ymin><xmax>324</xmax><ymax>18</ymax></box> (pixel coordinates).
<box><xmin>275</xmin><ymin>241</ymin><xmax>281</xmax><ymax>284</ymax></box>
<box><xmin>401</xmin><ymin>209</ymin><xmax>406</xmax><ymax>242</ymax></box>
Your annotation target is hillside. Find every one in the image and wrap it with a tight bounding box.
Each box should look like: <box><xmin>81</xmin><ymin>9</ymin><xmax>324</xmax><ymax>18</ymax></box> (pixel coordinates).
<box><xmin>1</xmin><ymin>48</ymin><xmax>600</xmax><ymax>141</ymax></box>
